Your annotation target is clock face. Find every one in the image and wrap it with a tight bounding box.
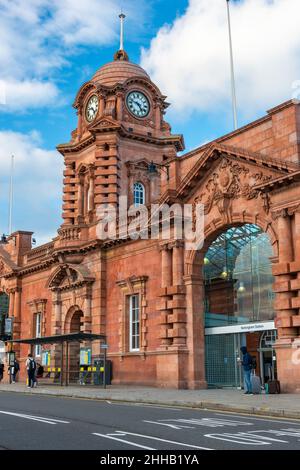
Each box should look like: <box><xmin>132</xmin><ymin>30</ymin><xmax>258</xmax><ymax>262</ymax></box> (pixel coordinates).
<box><xmin>85</xmin><ymin>95</ymin><xmax>99</xmax><ymax>122</ymax></box>
<box><xmin>126</xmin><ymin>91</ymin><xmax>150</xmax><ymax>118</ymax></box>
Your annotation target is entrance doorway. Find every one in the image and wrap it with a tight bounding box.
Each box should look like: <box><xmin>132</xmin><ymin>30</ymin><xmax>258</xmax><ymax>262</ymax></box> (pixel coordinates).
<box><xmin>205</xmin><ymin>327</ymin><xmax>277</xmax><ymax>388</ymax></box>
<box><xmin>203</xmin><ymin>223</ymin><xmax>276</xmax><ymax>388</ymax></box>
<box><xmin>68</xmin><ymin>310</ymin><xmax>84</xmax><ymax>383</ymax></box>
<box><xmin>258</xmin><ymin>330</ymin><xmax>277</xmax><ymax>385</ymax></box>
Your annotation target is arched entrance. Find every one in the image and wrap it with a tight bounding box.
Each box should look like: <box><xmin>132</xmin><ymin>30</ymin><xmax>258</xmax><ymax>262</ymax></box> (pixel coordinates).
<box><xmin>202</xmin><ymin>224</ymin><xmax>276</xmax><ymax>388</ymax></box>
<box><xmin>65</xmin><ymin>307</ymin><xmax>84</xmax><ymax>383</ymax></box>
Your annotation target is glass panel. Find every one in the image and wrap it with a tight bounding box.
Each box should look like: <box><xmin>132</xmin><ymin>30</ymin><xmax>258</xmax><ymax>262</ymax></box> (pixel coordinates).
<box><xmin>134</xmin><ymin>182</ymin><xmax>145</xmax><ymax>206</ymax></box>
<box><xmin>129</xmin><ymin>295</ymin><xmax>140</xmax><ymax>351</ymax></box>
<box><xmin>204</xmin><ymin>224</ymin><xmax>274</xmax><ymax>327</ymax></box>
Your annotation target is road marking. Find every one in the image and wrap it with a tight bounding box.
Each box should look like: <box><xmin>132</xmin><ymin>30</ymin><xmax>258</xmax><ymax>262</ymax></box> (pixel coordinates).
<box><xmin>204</xmin><ymin>431</ymin><xmax>287</xmax><ymax>446</ymax></box>
<box><xmin>93</xmin><ymin>432</ymin><xmax>156</xmax><ymax>450</ymax></box>
<box><xmin>0</xmin><ymin>411</ymin><xmax>69</xmax><ymax>425</ymax></box>
<box><xmin>143</xmin><ymin>417</ymin><xmax>253</xmax><ymax>429</ymax></box>
<box><xmin>144</xmin><ymin>420</ymin><xmax>194</xmax><ymax>430</ymax></box>
<box><xmin>94</xmin><ymin>430</ymin><xmax>213</xmax><ymax>450</ymax></box>
<box><xmin>215</xmin><ymin>413</ymin><xmax>300</xmax><ymax>425</ymax></box>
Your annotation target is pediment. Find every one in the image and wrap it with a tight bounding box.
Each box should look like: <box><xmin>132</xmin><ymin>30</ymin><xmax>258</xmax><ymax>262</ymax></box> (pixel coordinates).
<box><xmin>46</xmin><ymin>264</ymin><xmax>95</xmax><ymax>290</ymax></box>
<box><xmin>186</xmin><ymin>156</ymin><xmax>277</xmax><ymax>214</ymax></box>
<box><xmin>177</xmin><ymin>143</ymin><xmax>298</xmax><ymax>202</ymax></box>
<box><xmin>88</xmin><ymin>117</ymin><xmax>121</xmax><ymax>133</ymax></box>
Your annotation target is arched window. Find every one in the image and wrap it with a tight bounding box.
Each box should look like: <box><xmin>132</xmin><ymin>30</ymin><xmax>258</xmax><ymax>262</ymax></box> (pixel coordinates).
<box><xmin>133</xmin><ymin>182</ymin><xmax>145</xmax><ymax>206</ymax></box>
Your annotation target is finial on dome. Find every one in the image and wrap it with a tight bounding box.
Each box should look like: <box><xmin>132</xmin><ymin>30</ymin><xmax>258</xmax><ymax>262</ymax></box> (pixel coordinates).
<box><xmin>114</xmin><ymin>12</ymin><xmax>129</xmax><ymax>61</ymax></box>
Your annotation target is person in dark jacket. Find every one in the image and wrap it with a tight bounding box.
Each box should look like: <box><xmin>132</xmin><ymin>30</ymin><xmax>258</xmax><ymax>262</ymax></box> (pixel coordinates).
<box><xmin>240</xmin><ymin>346</ymin><xmax>253</xmax><ymax>394</ymax></box>
<box><xmin>0</xmin><ymin>360</ymin><xmax>4</xmax><ymax>382</ymax></box>
<box><xmin>8</xmin><ymin>359</ymin><xmax>20</xmax><ymax>383</ymax></box>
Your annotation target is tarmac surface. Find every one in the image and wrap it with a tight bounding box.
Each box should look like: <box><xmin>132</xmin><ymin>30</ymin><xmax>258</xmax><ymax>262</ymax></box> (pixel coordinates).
<box><xmin>1</xmin><ymin>382</ymin><xmax>300</xmax><ymax>419</ymax></box>
<box><xmin>1</xmin><ymin>391</ymin><xmax>300</xmax><ymax>450</ymax></box>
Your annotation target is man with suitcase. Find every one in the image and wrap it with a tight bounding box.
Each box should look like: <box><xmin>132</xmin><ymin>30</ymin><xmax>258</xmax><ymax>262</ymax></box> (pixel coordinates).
<box><xmin>240</xmin><ymin>346</ymin><xmax>254</xmax><ymax>395</ymax></box>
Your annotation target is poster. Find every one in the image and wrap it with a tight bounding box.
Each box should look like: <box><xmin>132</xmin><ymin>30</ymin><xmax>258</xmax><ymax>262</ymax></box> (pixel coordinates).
<box><xmin>80</xmin><ymin>348</ymin><xmax>91</xmax><ymax>366</ymax></box>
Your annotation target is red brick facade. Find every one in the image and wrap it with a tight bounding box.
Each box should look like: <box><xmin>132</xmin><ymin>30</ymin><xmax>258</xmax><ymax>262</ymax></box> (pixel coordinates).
<box><xmin>1</xmin><ymin>50</ymin><xmax>300</xmax><ymax>391</ymax></box>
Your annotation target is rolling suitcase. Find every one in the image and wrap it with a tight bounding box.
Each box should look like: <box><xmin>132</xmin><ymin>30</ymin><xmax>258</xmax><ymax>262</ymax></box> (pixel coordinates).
<box><xmin>267</xmin><ymin>366</ymin><xmax>280</xmax><ymax>394</ymax></box>
<box><xmin>267</xmin><ymin>380</ymin><xmax>281</xmax><ymax>394</ymax></box>
<box><xmin>251</xmin><ymin>369</ymin><xmax>261</xmax><ymax>394</ymax></box>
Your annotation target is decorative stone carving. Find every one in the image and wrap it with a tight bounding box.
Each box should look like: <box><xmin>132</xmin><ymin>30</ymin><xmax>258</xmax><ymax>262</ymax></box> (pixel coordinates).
<box><xmin>193</xmin><ymin>158</ymin><xmax>273</xmax><ymax>222</ymax></box>
<box><xmin>0</xmin><ymin>261</ymin><xmax>7</xmax><ymax>276</ymax></box>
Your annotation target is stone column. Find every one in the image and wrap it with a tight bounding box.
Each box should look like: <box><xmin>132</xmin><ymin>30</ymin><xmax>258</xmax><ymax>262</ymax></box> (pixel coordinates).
<box><xmin>116</xmin><ymin>92</ymin><xmax>123</xmax><ymax>121</ymax></box>
<box><xmin>77</xmin><ymin>110</ymin><xmax>83</xmax><ymax>140</ymax></box>
<box><xmin>159</xmin><ymin>244</ymin><xmax>172</xmax><ymax>347</ymax></box>
<box><xmin>171</xmin><ymin>241</ymin><xmax>187</xmax><ymax>348</ymax></box>
<box><xmin>184</xmin><ymin>273</ymin><xmax>207</xmax><ymax>389</ymax></box>
<box><xmin>99</xmin><ymin>94</ymin><xmax>105</xmax><ymax>118</ymax></box>
<box><xmin>275</xmin><ymin>210</ymin><xmax>297</xmax><ymax>338</ymax></box>
<box><xmin>84</xmin><ymin>180</ymin><xmax>89</xmax><ymax>220</ymax></box>
<box><xmin>294</xmin><ymin>209</ymin><xmax>300</xmax><ymax>316</ymax></box>
<box><xmin>155</xmin><ymin>102</ymin><xmax>161</xmax><ymax>130</ymax></box>
<box><xmin>77</xmin><ymin>177</ymin><xmax>84</xmax><ymax>223</ymax></box>
<box><xmin>8</xmin><ymin>290</ymin><xmax>15</xmax><ymax>319</ymax></box>
<box><xmin>172</xmin><ymin>242</ymin><xmax>184</xmax><ymax>287</ymax></box>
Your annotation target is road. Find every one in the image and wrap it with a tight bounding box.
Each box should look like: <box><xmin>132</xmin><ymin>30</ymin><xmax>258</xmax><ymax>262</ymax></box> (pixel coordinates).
<box><xmin>0</xmin><ymin>391</ymin><xmax>300</xmax><ymax>450</ymax></box>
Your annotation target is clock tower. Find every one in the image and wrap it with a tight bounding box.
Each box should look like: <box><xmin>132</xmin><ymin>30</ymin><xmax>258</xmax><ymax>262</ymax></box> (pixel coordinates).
<box><xmin>57</xmin><ymin>19</ymin><xmax>184</xmax><ymax>236</ymax></box>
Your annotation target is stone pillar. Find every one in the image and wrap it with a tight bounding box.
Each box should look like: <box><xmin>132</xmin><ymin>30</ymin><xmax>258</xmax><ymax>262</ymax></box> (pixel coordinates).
<box><xmin>294</xmin><ymin>209</ymin><xmax>300</xmax><ymax>316</ymax></box>
<box><xmin>184</xmin><ymin>273</ymin><xmax>207</xmax><ymax>389</ymax></box>
<box><xmin>171</xmin><ymin>241</ymin><xmax>186</xmax><ymax>348</ymax></box>
<box><xmin>84</xmin><ymin>180</ymin><xmax>89</xmax><ymax>219</ymax></box>
<box><xmin>83</xmin><ymin>289</ymin><xmax>92</xmax><ymax>333</ymax></box>
<box><xmin>275</xmin><ymin>210</ymin><xmax>297</xmax><ymax>338</ymax></box>
<box><xmin>99</xmin><ymin>95</ymin><xmax>105</xmax><ymax>118</ymax></box>
<box><xmin>116</xmin><ymin>92</ymin><xmax>123</xmax><ymax>121</ymax></box>
<box><xmin>77</xmin><ymin>110</ymin><xmax>83</xmax><ymax>140</ymax></box>
<box><xmin>77</xmin><ymin>177</ymin><xmax>84</xmax><ymax>223</ymax></box>
<box><xmin>62</xmin><ymin>162</ymin><xmax>75</xmax><ymax>225</ymax></box>
<box><xmin>159</xmin><ymin>244</ymin><xmax>172</xmax><ymax>348</ymax></box>
<box><xmin>155</xmin><ymin>102</ymin><xmax>161</xmax><ymax>130</ymax></box>
<box><xmin>172</xmin><ymin>242</ymin><xmax>184</xmax><ymax>287</ymax></box>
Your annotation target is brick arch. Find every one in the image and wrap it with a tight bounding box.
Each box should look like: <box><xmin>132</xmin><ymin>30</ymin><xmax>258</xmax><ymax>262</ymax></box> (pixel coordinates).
<box><xmin>185</xmin><ymin>213</ymin><xmax>278</xmax><ymax>276</ymax></box>
<box><xmin>64</xmin><ymin>305</ymin><xmax>84</xmax><ymax>334</ymax></box>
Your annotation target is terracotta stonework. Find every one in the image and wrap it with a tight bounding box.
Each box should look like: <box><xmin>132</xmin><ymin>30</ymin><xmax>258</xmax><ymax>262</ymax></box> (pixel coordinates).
<box><xmin>1</xmin><ymin>49</ymin><xmax>300</xmax><ymax>391</ymax></box>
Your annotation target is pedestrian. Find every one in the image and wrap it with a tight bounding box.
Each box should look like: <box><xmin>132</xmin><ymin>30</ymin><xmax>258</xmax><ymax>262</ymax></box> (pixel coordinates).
<box><xmin>11</xmin><ymin>359</ymin><xmax>20</xmax><ymax>383</ymax></box>
<box><xmin>240</xmin><ymin>346</ymin><xmax>253</xmax><ymax>395</ymax></box>
<box><xmin>26</xmin><ymin>354</ymin><xmax>37</xmax><ymax>388</ymax></box>
<box><xmin>0</xmin><ymin>360</ymin><xmax>4</xmax><ymax>383</ymax></box>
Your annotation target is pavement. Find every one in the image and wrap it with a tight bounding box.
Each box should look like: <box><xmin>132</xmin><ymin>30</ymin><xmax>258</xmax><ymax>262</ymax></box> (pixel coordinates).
<box><xmin>1</xmin><ymin>382</ymin><xmax>300</xmax><ymax>420</ymax></box>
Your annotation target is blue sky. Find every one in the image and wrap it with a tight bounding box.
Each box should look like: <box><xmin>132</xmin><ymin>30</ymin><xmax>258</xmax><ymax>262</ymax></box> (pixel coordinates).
<box><xmin>0</xmin><ymin>0</ymin><xmax>300</xmax><ymax>245</ymax></box>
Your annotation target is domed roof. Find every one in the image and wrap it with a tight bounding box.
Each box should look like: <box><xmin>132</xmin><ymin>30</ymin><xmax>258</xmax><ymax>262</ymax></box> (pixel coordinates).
<box><xmin>92</xmin><ymin>51</ymin><xmax>150</xmax><ymax>87</ymax></box>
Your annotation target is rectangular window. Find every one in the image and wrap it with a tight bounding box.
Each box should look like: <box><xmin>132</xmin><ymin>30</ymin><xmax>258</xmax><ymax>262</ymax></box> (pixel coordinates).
<box><xmin>129</xmin><ymin>295</ymin><xmax>140</xmax><ymax>352</ymax></box>
<box><xmin>35</xmin><ymin>313</ymin><xmax>42</xmax><ymax>357</ymax></box>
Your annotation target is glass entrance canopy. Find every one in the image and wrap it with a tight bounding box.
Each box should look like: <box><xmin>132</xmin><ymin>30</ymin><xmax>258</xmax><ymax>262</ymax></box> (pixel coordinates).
<box><xmin>204</xmin><ymin>224</ymin><xmax>275</xmax><ymax>328</ymax></box>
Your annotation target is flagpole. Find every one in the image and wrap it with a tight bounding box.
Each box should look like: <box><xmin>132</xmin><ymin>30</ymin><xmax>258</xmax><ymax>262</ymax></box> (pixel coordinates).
<box><xmin>226</xmin><ymin>0</ymin><xmax>238</xmax><ymax>130</ymax></box>
<box><xmin>119</xmin><ymin>13</ymin><xmax>126</xmax><ymax>51</ymax></box>
<box><xmin>8</xmin><ymin>155</ymin><xmax>14</xmax><ymax>235</ymax></box>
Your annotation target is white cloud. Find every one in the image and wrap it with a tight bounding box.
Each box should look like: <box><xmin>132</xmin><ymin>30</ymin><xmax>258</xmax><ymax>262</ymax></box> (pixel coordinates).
<box><xmin>0</xmin><ymin>80</ymin><xmax>59</xmax><ymax>111</ymax></box>
<box><xmin>0</xmin><ymin>0</ymin><xmax>146</xmax><ymax>111</ymax></box>
<box><xmin>141</xmin><ymin>0</ymin><xmax>300</xmax><ymax>121</ymax></box>
<box><xmin>0</xmin><ymin>130</ymin><xmax>63</xmax><ymax>238</ymax></box>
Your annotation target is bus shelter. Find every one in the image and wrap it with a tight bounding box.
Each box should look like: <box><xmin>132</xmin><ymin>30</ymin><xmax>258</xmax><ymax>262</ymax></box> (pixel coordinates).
<box><xmin>7</xmin><ymin>332</ymin><xmax>108</xmax><ymax>387</ymax></box>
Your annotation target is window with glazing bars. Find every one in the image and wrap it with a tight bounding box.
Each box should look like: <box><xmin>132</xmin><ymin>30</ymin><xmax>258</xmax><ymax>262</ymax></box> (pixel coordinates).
<box><xmin>133</xmin><ymin>182</ymin><xmax>145</xmax><ymax>206</ymax></box>
<box><xmin>129</xmin><ymin>294</ymin><xmax>140</xmax><ymax>351</ymax></box>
